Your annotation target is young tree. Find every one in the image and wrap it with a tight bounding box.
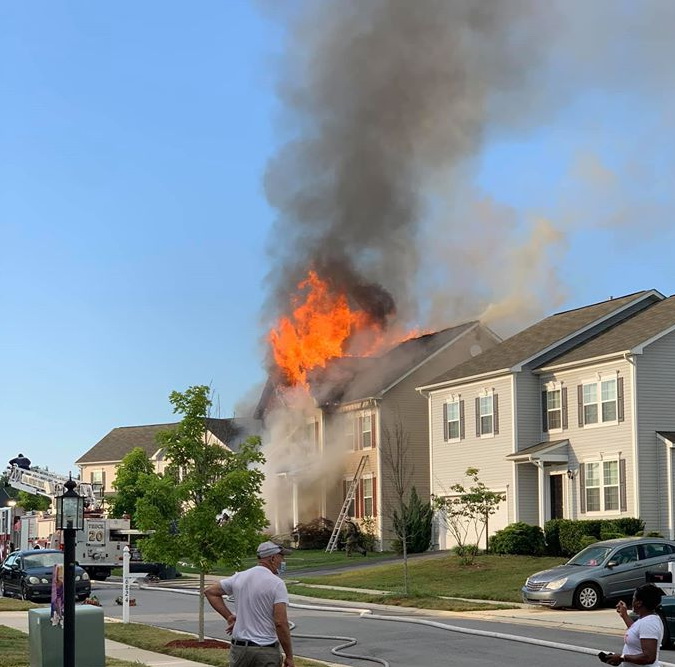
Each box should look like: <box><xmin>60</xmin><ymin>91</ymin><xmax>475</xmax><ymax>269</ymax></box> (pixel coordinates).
<box><xmin>434</xmin><ymin>467</ymin><xmax>505</xmax><ymax>565</ymax></box>
<box><xmin>108</xmin><ymin>447</ymin><xmax>156</xmax><ymax>524</ymax></box>
<box><xmin>135</xmin><ymin>385</ymin><xmax>268</xmax><ymax>642</ymax></box>
<box><xmin>16</xmin><ymin>490</ymin><xmax>50</xmax><ymax>513</ymax></box>
<box><xmin>380</xmin><ymin>420</ymin><xmax>432</xmax><ymax>594</ymax></box>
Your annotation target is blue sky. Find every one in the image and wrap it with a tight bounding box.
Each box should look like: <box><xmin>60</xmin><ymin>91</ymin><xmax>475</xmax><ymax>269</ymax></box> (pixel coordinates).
<box><xmin>2</xmin><ymin>2</ymin><xmax>674</xmax><ymax>474</ymax></box>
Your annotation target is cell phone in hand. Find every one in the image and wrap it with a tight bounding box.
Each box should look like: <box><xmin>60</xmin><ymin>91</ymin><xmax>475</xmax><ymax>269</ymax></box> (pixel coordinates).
<box><xmin>598</xmin><ymin>651</ymin><xmax>610</xmax><ymax>663</ymax></box>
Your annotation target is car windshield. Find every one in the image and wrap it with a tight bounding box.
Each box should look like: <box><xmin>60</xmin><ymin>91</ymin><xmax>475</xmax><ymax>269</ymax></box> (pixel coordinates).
<box><xmin>22</xmin><ymin>553</ymin><xmax>63</xmax><ymax>569</ymax></box>
<box><xmin>567</xmin><ymin>545</ymin><xmax>614</xmax><ymax>566</ymax></box>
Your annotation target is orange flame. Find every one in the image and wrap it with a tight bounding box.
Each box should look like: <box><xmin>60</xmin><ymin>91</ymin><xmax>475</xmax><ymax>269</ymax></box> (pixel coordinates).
<box><xmin>269</xmin><ymin>270</ymin><xmax>383</xmax><ymax>387</ymax></box>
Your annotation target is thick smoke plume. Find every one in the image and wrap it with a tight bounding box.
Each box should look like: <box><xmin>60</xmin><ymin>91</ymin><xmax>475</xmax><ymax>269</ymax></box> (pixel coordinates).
<box><xmin>263</xmin><ymin>0</ymin><xmax>675</xmax><ymax>337</ymax></box>
<box><xmin>263</xmin><ymin>0</ymin><xmax>552</xmax><ymax>330</ymax></box>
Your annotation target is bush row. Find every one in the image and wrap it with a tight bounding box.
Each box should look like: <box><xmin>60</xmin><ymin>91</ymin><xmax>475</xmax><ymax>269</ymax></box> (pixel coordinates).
<box><xmin>487</xmin><ymin>517</ymin><xmax>646</xmax><ymax>556</ymax></box>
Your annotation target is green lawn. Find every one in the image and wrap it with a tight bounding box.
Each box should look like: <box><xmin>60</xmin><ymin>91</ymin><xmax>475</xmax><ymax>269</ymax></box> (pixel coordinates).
<box><xmin>297</xmin><ymin>553</ymin><xmax>565</xmax><ymax>602</ymax></box>
<box><xmin>104</xmin><ymin>622</ymin><xmax>324</xmax><ymax>667</ymax></box>
<box><xmin>287</xmin><ymin>583</ymin><xmax>516</xmax><ymax>611</ymax></box>
<box><xmin>178</xmin><ymin>548</ymin><xmax>395</xmax><ymax>576</ymax></box>
<box><xmin>0</xmin><ymin>624</ymin><xmax>147</xmax><ymax>667</ymax></box>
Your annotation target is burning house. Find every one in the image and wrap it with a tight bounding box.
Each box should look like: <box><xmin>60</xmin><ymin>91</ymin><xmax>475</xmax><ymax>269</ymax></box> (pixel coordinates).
<box><xmin>255</xmin><ymin>268</ymin><xmax>500</xmax><ymax>545</ymax></box>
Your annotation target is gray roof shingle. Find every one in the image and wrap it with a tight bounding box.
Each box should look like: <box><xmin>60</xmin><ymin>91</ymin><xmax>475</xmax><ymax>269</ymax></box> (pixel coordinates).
<box><xmin>75</xmin><ymin>418</ymin><xmax>261</xmax><ymax>464</ymax></box>
<box><xmin>422</xmin><ymin>291</ymin><xmax>658</xmax><ymax>388</ymax></box>
<box><xmin>539</xmin><ymin>296</ymin><xmax>675</xmax><ymax>369</ymax></box>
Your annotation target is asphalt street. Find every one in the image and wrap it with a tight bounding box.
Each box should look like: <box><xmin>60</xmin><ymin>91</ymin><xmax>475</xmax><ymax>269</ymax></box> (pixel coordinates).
<box><xmin>92</xmin><ymin>582</ymin><xmax>627</xmax><ymax>667</ymax></box>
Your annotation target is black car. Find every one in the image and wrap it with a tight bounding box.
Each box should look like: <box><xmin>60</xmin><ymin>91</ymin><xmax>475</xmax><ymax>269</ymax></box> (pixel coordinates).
<box><xmin>0</xmin><ymin>549</ymin><xmax>91</xmax><ymax>601</ymax></box>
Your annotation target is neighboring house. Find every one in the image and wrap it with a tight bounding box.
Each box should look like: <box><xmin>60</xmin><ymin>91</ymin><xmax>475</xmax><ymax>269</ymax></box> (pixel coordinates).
<box><xmin>75</xmin><ymin>418</ymin><xmax>261</xmax><ymax>495</ymax></box>
<box><xmin>419</xmin><ymin>289</ymin><xmax>675</xmax><ymax>547</ymax></box>
<box><xmin>257</xmin><ymin>321</ymin><xmax>501</xmax><ymax>547</ymax></box>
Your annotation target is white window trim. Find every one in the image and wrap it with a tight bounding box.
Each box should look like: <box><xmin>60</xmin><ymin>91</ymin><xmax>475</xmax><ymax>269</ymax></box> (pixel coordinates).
<box><xmin>445</xmin><ymin>399</ymin><xmax>461</xmax><ymax>442</ymax></box>
<box><xmin>343</xmin><ymin>475</ymin><xmax>356</xmax><ymax>516</ymax></box>
<box><xmin>361</xmin><ymin>413</ymin><xmax>373</xmax><ymax>450</ymax></box>
<box><xmin>545</xmin><ymin>382</ymin><xmax>564</xmax><ymax>434</ymax></box>
<box><xmin>582</xmin><ymin>374</ymin><xmax>619</xmax><ymax>429</ymax></box>
<box><xmin>583</xmin><ymin>456</ymin><xmax>621</xmax><ymax>514</ymax></box>
<box><xmin>362</xmin><ymin>475</ymin><xmax>374</xmax><ymax>517</ymax></box>
<box><xmin>479</xmin><ymin>390</ymin><xmax>494</xmax><ymax>438</ymax></box>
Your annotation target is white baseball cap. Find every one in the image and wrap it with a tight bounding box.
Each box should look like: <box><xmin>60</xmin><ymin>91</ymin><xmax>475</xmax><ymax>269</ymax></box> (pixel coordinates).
<box><xmin>256</xmin><ymin>541</ymin><xmax>292</xmax><ymax>558</ymax></box>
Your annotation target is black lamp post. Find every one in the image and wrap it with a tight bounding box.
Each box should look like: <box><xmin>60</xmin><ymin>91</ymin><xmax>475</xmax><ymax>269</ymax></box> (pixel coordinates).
<box><xmin>56</xmin><ymin>477</ymin><xmax>85</xmax><ymax>667</ymax></box>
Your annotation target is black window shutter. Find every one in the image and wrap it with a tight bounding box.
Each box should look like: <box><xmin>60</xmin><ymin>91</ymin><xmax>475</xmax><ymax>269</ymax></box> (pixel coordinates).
<box><xmin>101</xmin><ymin>471</ymin><xmax>106</xmax><ymax>491</ymax></box>
<box><xmin>475</xmin><ymin>397</ymin><xmax>481</xmax><ymax>437</ymax></box>
<box><xmin>493</xmin><ymin>394</ymin><xmax>499</xmax><ymax>434</ymax></box>
<box><xmin>620</xmin><ymin>458</ymin><xmax>627</xmax><ymax>512</ymax></box>
<box><xmin>579</xmin><ymin>463</ymin><xmax>586</xmax><ymax>514</ymax></box>
<box><xmin>577</xmin><ymin>385</ymin><xmax>584</xmax><ymax>427</ymax></box>
<box><xmin>562</xmin><ymin>387</ymin><xmax>568</xmax><ymax>430</ymax></box>
<box><xmin>617</xmin><ymin>377</ymin><xmax>625</xmax><ymax>422</ymax></box>
<box><xmin>443</xmin><ymin>403</ymin><xmax>448</xmax><ymax>441</ymax></box>
<box><xmin>459</xmin><ymin>400</ymin><xmax>465</xmax><ymax>440</ymax></box>
<box><xmin>542</xmin><ymin>390</ymin><xmax>549</xmax><ymax>433</ymax></box>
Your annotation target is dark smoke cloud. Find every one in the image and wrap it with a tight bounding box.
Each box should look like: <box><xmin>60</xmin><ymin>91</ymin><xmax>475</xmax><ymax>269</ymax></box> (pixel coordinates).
<box><xmin>263</xmin><ymin>0</ymin><xmax>551</xmax><ymax>325</ymax></box>
<box><xmin>262</xmin><ymin>0</ymin><xmax>675</xmax><ymax>336</ymax></box>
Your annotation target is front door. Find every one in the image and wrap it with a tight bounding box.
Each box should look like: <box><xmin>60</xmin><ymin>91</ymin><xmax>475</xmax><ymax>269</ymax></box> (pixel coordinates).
<box><xmin>550</xmin><ymin>475</ymin><xmax>563</xmax><ymax>519</ymax></box>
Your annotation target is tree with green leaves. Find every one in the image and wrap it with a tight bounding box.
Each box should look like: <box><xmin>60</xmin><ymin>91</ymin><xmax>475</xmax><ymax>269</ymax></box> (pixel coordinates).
<box><xmin>135</xmin><ymin>385</ymin><xmax>268</xmax><ymax>642</ymax></box>
<box><xmin>108</xmin><ymin>447</ymin><xmax>156</xmax><ymax>524</ymax></box>
<box><xmin>434</xmin><ymin>467</ymin><xmax>505</xmax><ymax>565</ymax></box>
<box><xmin>16</xmin><ymin>490</ymin><xmax>50</xmax><ymax>513</ymax></box>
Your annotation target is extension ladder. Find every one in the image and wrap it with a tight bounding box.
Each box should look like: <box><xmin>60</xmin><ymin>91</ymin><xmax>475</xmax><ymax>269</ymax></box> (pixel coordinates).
<box><xmin>325</xmin><ymin>455</ymin><xmax>369</xmax><ymax>553</ymax></box>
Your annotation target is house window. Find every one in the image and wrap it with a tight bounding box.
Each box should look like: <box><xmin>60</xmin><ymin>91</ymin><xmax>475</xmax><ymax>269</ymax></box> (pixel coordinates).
<box><xmin>583</xmin><ymin>379</ymin><xmax>617</xmax><ymax>425</ymax></box>
<box><xmin>343</xmin><ymin>479</ymin><xmax>356</xmax><ymax>517</ymax></box>
<box><xmin>585</xmin><ymin>460</ymin><xmax>619</xmax><ymax>512</ymax></box>
<box><xmin>479</xmin><ymin>396</ymin><xmax>493</xmax><ymax>435</ymax></box>
<box><xmin>361</xmin><ymin>414</ymin><xmax>373</xmax><ymax>449</ymax></box>
<box><xmin>344</xmin><ymin>416</ymin><xmax>355</xmax><ymax>451</ymax></box>
<box><xmin>547</xmin><ymin>390</ymin><xmax>562</xmax><ymax>430</ymax></box>
<box><xmin>90</xmin><ymin>470</ymin><xmax>103</xmax><ymax>485</ymax></box>
<box><xmin>363</xmin><ymin>477</ymin><xmax>373</xmax><ymax>516</ymax></box>
<box><xmin>446</xmin><ymin>401</ymin><xmax>460</xmax><ymax>440</ymax></box>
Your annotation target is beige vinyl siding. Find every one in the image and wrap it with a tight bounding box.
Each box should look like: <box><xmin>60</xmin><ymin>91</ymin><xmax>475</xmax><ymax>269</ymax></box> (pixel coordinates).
<box><xmin>429</xmin><ymin>375</ymin><xmax>513</xmax><ymax>539</ymax></box>
<box><xmin>542</xmin><ymin>359</ymin><xmax>634</xmax><ymax>519</ymax></box>
<box><xmin>636</xmin><ymin>331</ymin><xmax>675</xmax><ymax>533</ymax></box>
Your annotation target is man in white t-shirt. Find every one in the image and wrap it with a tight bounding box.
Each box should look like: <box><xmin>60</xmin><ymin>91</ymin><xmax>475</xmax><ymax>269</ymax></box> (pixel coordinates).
<box><xmin>205</xmin><ymin>541</ymin><xmax>294</xmax><ymax>667</ymax></box>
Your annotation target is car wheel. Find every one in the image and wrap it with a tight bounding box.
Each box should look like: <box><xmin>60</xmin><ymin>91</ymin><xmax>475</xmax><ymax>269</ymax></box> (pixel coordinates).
<box><xmin>574</xmin><ymin>582</ymin><xmax>602</xmax><ymax>610</ymax></box>
<box><xmin>20</xmin><ymin>583</ymin><xmax>29</xmax><ymax>601</ymax></box>
<box><xmin>0</xmin><ymin>580</ymin><xmax>6</xmax><ymax>598</ymax></box>
<box><xmin>77</xmin><ymin>593</ymin><xmax>88</xmax><ymax>602</ymax></box>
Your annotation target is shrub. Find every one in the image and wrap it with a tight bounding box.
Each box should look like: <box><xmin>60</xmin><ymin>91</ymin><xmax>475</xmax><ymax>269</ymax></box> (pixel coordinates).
<box><xmin>613</xmin><ymin>518</ymin><xmax>645</xmax><ymax>536</ymax></box>
<box><xmin>646</xmin><ymin>531</ymin><xmax>664</xmax><ymax>538</ymax></box>
<box><xmin>453</xmin><ymin>544</ymin><xmax>480</xmax><ymax>559</ymax></box>
<box><xmin>360</xmin><ymin>515</ymin><xmax>379</xmax><ymax>552</ymax></box>
<box><xmin>392</xmin><ymin>487</ymin><xmax>433</xmax><ymax>555</ymax></box>
<box><xmin>489</xmin><ymin>522</ymin><xmax>546</xmax><ymax>555</ymax></box>
<box><xmin>544</xmin><ymin>519</ymin><xmax>570</xmax><ymax>556</ymax></box>
<box><xmin>579</xmin><ymin>535</ymin><xmax>599</xmax><ymax>549</ymax></box>
<box><xmin>599</xmin><ymin>521</ymin><xmax>621</xmax><ymax>540</ymax></box>
<box><xmin>292</xmin><ymin>517</ymin><xmax>334</xmax><ymax>550</ymax></box>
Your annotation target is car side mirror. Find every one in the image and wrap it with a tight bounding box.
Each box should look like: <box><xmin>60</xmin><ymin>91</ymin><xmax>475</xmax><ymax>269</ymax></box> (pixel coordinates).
<box><xmin>607</xmin><ymin>560</ymin><xmax>619</xmax><ymax>568</ymax></box>
<box><xmin>10</xmin><ymin>563</ymin><xmax>19</xmax><ymax>571</ymax></box>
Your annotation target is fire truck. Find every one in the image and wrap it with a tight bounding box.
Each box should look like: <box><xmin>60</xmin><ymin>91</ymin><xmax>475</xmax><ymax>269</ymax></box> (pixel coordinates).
<box><xmin>2</xmin><ymin>465</ymin><xmax>132</xmax><ymax>580</ymax></box>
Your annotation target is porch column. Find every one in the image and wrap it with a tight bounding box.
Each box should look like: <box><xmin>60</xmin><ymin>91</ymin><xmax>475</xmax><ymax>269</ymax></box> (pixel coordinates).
<box><xmin>535</xmin><ymin>461</ymin><xmax>546</xmax><ymax>528</ymax></box>
<box><xmin>292</xmin><ymin>481</ymin><xmax>299</xmax><ymax>529</ymax></box>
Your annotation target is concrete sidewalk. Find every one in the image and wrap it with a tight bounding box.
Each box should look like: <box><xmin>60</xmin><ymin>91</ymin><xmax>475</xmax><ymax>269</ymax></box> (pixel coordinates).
<box><xmin>0</xmin><ymin>611</ymin><xmax>212</xmax><ymax>667</ymax></box>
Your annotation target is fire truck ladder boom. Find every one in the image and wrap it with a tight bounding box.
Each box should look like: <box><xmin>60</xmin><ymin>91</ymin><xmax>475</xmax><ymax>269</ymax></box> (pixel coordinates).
<box><xmin>6</xmin><ymin>465</ymin><xmax>100</xmax><ymax>510</ymax></box>
<box><xmin>325</xmin><ymin>455</ymin><xmax>368</xmax><ymax>553</ymax></box>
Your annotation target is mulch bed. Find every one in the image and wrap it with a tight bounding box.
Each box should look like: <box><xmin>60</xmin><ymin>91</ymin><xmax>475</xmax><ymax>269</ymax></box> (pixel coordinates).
<box><xmin>165</xmin><ymin>639</ymin><xmax>231</xmax><ymax>649</ymax></box>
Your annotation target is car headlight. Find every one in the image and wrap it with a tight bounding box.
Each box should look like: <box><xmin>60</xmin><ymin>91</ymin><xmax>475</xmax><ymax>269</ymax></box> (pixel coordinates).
<box><xmin>75</xmin><ymin>575</ymin><xmax>81</xmax><ymax>581</ymax></box>
<box><xmin>81</xmin><ymin>572</ymin><xmax>90</xmax><ymax>581</ymax></box>
<box><xmin>27</xmin><ymin>576</ymin><xmax>41</xmax><ymax>585</ymax></box>
<box><xmin>544</xmin><ymin>577</ymin><xmax>568</xmax><ymax>590</ymax></box>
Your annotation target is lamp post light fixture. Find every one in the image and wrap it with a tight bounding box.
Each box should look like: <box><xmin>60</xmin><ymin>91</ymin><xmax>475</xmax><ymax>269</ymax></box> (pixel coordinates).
<box><xmin>56</xmin><ymin>476</ymin><xmax>85</xmax><ymax>667</ymax></box>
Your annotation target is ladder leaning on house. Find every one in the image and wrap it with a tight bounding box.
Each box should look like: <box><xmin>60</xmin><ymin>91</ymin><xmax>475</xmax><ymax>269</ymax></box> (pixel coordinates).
<box><xmin>325</xmin><ymin>455</ymin><xmax>369</xmax><ymax>553</ymax></box>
